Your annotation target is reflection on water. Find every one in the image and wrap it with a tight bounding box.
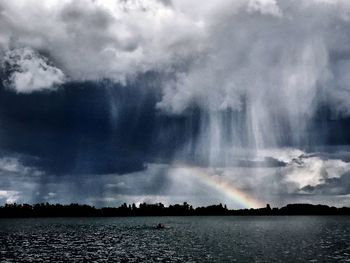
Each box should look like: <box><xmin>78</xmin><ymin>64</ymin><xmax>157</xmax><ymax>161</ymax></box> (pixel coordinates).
<box><xmin>0</xmin><ymin>216</ymin><xmax>349</xmax><ymax>262</ymax></box>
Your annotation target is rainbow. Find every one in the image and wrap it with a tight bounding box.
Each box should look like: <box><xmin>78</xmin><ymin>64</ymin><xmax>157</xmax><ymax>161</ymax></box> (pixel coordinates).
<box><xmin>175</xmin><ymin>166</ymin><xmax>264</xmax><ymax>209</ymax></box>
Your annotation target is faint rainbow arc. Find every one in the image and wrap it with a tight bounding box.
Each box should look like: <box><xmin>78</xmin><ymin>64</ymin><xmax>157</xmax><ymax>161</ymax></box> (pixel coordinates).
<box><xmin>178</xmin><ymin>166</ymin><xmax>264</xmax><ymax>209</ymax></box>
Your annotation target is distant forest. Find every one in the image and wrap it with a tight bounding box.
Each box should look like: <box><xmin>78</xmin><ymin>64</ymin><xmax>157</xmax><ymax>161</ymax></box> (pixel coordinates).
<box><xmin>0</xmin><ymin>202</ymin><xmax>350</xmax><ymax>217</ymax></box>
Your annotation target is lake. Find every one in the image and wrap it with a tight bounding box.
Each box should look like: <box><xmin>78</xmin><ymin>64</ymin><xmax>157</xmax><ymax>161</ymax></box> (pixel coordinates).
<box><xmin>0</xmin><ymin>216</ymin><xmax>349</xmax><ymax>262</ymax></box>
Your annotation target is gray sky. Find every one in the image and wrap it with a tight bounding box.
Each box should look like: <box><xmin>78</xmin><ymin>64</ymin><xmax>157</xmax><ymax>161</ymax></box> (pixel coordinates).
<box><xmin>1</xmin><ymin>0</ymin><xmax>350</xmax><ymax>208</ymax></box>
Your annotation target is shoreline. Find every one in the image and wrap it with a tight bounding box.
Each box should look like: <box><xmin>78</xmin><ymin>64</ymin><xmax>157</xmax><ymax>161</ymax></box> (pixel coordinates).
<box><xmin>1</xmin><ymin>202</ymin><xmax>350</xmax><ymax>218</ymax></box>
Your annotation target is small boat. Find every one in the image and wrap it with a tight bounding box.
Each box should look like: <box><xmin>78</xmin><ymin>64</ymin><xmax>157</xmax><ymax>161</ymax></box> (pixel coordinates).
<box><xmin>156</xmin><ymin>223</ymin><xmax>165</xmax><ymax>229</ymax></box>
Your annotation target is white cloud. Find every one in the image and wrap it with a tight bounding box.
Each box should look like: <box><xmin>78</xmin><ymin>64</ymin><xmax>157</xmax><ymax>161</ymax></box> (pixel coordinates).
<box><xmin>0</xmin><ymin>156</ymin><xmax>44</xmax><ymax>204</ymax></box>
<box><xmin>285</xmin><ymin>155</ymin><xmax>350</xmax><ymax>189</ymax></box>
<box><xmin>0</xmin><ymin>0</ymin><xmax>206</xmax><ymax>86</ymax></box>
<box><xmin>247</xmin><ymin>0</ymin><xmax>282</xmax><ymax>17</ymax></box>
<box><xmin>0</xmin><ymin>156</ymin><xmax>43</xmax><ymax>176</ymax></box>
<box><xmin>2</xmin><ymin>47</ymin><xmax>65</xmax><ymax>93</ymax></box>
<box><xmin>1</xmin><ymin>0</ymin><xmax>350</xmax><ymax>121</ymax></box>
<box><xmin>0</xmin><ymin>190</ymin><xmax>20</xmax><ymax>203</ymax></box>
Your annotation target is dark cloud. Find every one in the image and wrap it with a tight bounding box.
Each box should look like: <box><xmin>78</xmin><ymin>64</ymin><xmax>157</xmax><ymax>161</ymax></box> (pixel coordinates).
<box><xmin>1</xmin><ymin>75</ymin><xmax>350</xmax><ymax>177</ymax></box>
<box><xmin>236</xmin><ymin>157</ymin><xmax>287</xmax><ymax>168</ymax></box>
<box><xmin>158</xmin><ymin>0</ymin><xmax>172</xmax><ymax>7</ymax></box>
<box><xmin>0</xmin><ymin>80</ymin><xmax>154</xmax><ymax>175</ymax></box>
<box><xmin>0</xmin><ymin>76</ymin><xmax>202</xmax><ymax>175</ymax></box>
<box><xmin>291</xmin><ymin>148</ymin><xmax>350</xmax><ymax>164</ymax></box>
<box><xmin>1</xmin><ymin>0</ymin><xmax>350</xmax><ymax>207</ymax></box>
<box><xmin>300</xmin><ymin>171</ymin><xmax>350</xmax><ymax>195</ymax></box>
<box><xmin>61</xmin><ymin>2</ymin><xmax>113</xmax><ymax>29</ymax></box>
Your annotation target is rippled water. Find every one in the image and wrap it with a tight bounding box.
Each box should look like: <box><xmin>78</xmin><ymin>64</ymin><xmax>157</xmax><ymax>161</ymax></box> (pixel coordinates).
<box><xmin>0</xmin><ymin>216</ymin><xmax>349</xmax><ymax>262</ymax></box>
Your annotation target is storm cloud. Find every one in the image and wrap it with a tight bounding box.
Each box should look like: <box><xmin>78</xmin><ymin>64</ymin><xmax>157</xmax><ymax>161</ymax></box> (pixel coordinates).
<box><xmin>1</xmin><ymin>0</ymin><xmax>350</xmax><ymax>207</ymax></box>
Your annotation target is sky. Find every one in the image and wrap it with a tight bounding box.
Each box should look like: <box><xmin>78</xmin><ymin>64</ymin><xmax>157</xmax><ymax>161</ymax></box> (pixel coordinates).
<box><xmin>1</xmin><ymin>0</ymin><xmax>350</xmax><ymax>208</ymax></box>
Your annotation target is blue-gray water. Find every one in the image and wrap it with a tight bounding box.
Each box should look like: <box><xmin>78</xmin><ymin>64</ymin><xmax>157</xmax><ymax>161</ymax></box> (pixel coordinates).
<box><xmin>0</xmin><ymin>216</ymin><xmax>349</xmax><ymax>262</ymax></box>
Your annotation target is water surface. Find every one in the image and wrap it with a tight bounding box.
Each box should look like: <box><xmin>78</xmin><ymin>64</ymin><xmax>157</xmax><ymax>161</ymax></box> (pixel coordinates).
<box><xmin>0</xmin><ymin>216</ymin><xmax>349</xmax><ymax>262</ymax></box>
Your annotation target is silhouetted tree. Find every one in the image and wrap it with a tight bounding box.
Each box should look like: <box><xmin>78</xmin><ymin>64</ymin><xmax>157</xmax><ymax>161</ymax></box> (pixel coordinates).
<box><xmin>0</xmin><ymin>202</ymin><xmax>349</xmax><ymax>217</ymax></box>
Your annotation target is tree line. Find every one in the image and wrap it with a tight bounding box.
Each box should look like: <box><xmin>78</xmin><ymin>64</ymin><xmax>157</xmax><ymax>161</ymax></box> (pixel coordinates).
<box><xmin>0</xmin><ymin>202</ymin><xmax>349</xmax><ymax>218</ymax></box>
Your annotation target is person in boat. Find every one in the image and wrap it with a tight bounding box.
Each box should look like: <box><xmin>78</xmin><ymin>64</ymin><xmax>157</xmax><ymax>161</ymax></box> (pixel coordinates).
<box><xmin>156</xmin><ymin>223</ymin><xmax>165</xmax><ymax>229</ymax></box>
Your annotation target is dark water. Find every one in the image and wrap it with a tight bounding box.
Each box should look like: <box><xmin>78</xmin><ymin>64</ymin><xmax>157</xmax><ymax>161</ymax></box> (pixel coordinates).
<box><xmin>0</xmin><ymin>216</ymin><xmax>349</xmax><ymax>262</ymax></box>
